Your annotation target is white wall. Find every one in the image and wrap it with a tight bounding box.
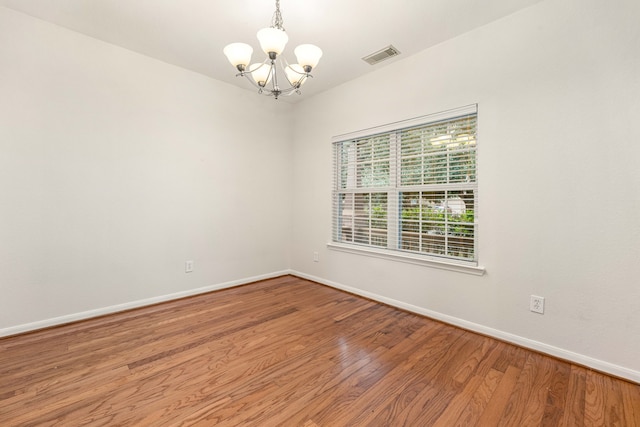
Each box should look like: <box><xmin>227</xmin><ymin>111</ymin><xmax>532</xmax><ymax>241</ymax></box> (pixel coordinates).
<box><xmin>290</xmin><ymin>0</ymin><xmax>640</xmax><ymax>381</ymax></box>
<box><xmin>0</xmin><ymin>7</ymin><xmax>293</xmax><ymax>334</ymax></box>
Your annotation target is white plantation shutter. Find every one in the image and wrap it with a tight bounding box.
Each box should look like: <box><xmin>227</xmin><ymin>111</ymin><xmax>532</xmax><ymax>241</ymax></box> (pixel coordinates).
<box><xmin>332</xmin><ymin>105</ymin><xmax>478</xmax><ymax>264</ymax></box>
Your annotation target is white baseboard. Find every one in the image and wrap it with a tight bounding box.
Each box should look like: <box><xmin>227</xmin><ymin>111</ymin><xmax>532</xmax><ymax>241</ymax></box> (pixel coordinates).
<box><xmin>0</xmin><ymin>270</ymin><xmax>291</xmax><ymax>338</ymax></box>
<box><xmin>291</xmin><ymin>270</ymin><xmax>640</xmax><ymax>384</ymax></box>
<box><xmin>4</xmin><ymin>269</ymin><xmax>637</xmax><ymax>384</ymax></box>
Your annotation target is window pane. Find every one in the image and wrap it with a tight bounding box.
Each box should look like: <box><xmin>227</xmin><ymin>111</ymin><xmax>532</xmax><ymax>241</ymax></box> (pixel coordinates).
<box><xmin>446</xmin><ymin>190</ymin><xmax>475</xmax><ymax>259</ymax></box>
<box><xmin>400</xmin><ymin>192</ymin><xmax>421</xmax><ymax>251</ymax></box>
<box><xmin>399</xmin><ymin>115</ymin><xmax>477</xmax><ymax>186</ymax></box>
<box><xmin>424</xmin><ymin>153</ymin><xmax>448</xmax><ymax>184</ymax></box>
<box><xmin>337</xmin><ymin>137</ymin><xmax>391</xmax><ymax>189</ymax></box>
<box><xmin>338</xmin><ymin>141</ymin><xmax>353</xmax><ymax>190</ymax></box>
<box><xmin>399</xmin><ymin>190</ymin><xmax>475</xmax><ymax>259</ymax></box>
<box><xmin>400</xmin><ymin>157</ymin><xmax>421</xmax><ymax>186</ymax></box>
<box><xmin>449</xmin><ymin>148</ymin><xmax>476</xmax><ymax>183</ymax></box>
<box><xmin>337</xmin><ymin>193</ymin><xmax>353</xmax><ymax>242</ymax></box>
<box><xmin>370</xmin><ymin>192</ymin><xmax>388</xmax><ymax>247</ymax></box>
<box><xmin>336</xmin><ymin>192</ymin><xmax>387</xmax><ymax>247</ymax></box>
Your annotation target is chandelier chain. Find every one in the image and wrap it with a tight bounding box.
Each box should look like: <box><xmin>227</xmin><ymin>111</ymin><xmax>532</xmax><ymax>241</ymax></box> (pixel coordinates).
<box><xmin>271</xmin><ymin>0</ymin><xmax>285</xmax><ymax>31</ymax></box>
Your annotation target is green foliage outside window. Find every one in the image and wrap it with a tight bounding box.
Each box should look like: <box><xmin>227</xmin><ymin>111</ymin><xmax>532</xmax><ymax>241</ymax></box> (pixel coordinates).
<box><xmin>400</xmin><ymin>206</ymin><xmax>474</xmax><ymax>237</ymax></box>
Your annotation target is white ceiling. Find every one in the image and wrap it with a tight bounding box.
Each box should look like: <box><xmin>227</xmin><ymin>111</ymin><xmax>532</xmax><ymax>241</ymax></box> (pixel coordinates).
<box><xmin>0</xmin><ymin>0</ymin><xmax>543</xmax><ymax>102</ymax></box>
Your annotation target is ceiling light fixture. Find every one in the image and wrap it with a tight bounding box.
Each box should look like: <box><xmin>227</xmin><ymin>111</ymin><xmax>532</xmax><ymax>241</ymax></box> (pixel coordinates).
<box><xmin>223</xmin><ymin>0</ymin><xmax>322</xmax><ymax>100</ymax></box>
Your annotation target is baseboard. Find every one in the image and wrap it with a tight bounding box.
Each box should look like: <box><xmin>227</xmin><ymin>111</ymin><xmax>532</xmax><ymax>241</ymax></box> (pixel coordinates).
<box><xmin>291</xmin><ymin>270</ymin><xmax>640</xmax><ymax>384</ymax></box>
<box><xmin>0</xmin><ymin>270</ymin><xmax>292</xmax><ymax>338</ymax></box>
<box><xmin>4</xmin><ymin>269</ymin><xmax>637</xmax><ymax>384</ymax></box>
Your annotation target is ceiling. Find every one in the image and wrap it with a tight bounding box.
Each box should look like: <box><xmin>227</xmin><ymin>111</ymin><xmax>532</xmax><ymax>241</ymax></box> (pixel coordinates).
<box><xmin>0</xmin><ymin>0</ymin><xmax>543</xmax><ymax>102</ymax></box>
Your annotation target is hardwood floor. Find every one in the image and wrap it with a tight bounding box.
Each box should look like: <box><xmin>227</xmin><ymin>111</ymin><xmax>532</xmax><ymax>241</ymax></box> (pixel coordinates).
<box><xmin>1</xmin><ymin>275</ymin><xmax>638</xmax><ymax>426</ymax></box>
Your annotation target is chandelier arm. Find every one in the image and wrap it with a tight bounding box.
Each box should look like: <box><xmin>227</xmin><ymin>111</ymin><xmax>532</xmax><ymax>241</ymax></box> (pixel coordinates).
<box><xmin>240</xmin><ymin>72</ymin><xmax>263</xmax><ymax>91</ymax></box>
<box><xmin>281</xmin><ymin>58</ymin><xmax>294</xmax><ymax>88</ymax></box>
<box><xmin>280</xmin><ymin>56</ymin><xmax>296</xmax><ymax>87</ymax></box>
<box><xmin>236</xmin><ymin>60</ymin><xmax>274</xmax><ymax>91</ymax></box>
<box><xmin>238</xmin><ymin>63</ymin><xmax>298</xmax><ymax>98</ymax></box>
<box><xmin>236</xmin><ymin>60</ymin><xmax>311</xmax><ymax>97</ymax></box>
<box><xmin>275</xmin><ymin>87</ymin><xmax>301</xmax><ymax>96</ymax></box>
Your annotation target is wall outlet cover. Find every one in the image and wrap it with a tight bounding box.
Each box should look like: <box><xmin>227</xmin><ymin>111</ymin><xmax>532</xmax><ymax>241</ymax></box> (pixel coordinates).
<box><xmin>530</xmin><ymin>295</ymin><xmax>544</xmax><ymax>314</ymax></box>
<box><xmin>185</xmin><ymin>260</ymin><xmax>194</xmax><ymax>273</ymax></box>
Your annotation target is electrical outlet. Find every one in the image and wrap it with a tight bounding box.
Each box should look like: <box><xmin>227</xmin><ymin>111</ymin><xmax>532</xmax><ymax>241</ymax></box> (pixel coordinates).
<box><xmin>185</xmin><ymin>260</ymin><xmax>194</xmax><ymax>273</ymax></box>
<box><xmin>313</xmin><ymin>251</ymin><xmax>319</xmax><ymax>262</ymax></box>
<box><xmin>530</xmin><ymin>295</ymin><xmax>544</xmax><ymax>314</ymax></box>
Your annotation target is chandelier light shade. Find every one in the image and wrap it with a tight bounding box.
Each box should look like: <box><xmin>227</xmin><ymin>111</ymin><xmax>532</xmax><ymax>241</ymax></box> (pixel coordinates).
<box><xmin>257</xmin><ymin>28</ymin><xmax>289</xmax><ymax>56</ymax></box>
<box><xmin>294</xmin><ymin>44</ymin><xmax>323</xmax><ymax>71</ymax></box>
<box><xmin>223</xmin><ymin>43</ymin><xmax>253</xmax><ymax>71</ymax></box>
<box><xmin>223</xmin><ymin>0</ymin><xmax>322</xmax><ymax>99</ymax></box>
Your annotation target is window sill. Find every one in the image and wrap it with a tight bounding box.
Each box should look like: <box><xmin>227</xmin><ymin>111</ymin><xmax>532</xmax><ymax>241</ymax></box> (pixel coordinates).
<box><xmin>326</xmin><ymin>242</ymin><xmax>486</xmax><ymax>276</ymax></box>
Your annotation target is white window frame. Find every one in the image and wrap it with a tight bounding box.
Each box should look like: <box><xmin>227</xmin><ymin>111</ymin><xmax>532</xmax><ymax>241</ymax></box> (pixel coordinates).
<box><xmin>328</xmin><ymin>105</ymin><xmax>485</xmax><ymax>275</ymax></box>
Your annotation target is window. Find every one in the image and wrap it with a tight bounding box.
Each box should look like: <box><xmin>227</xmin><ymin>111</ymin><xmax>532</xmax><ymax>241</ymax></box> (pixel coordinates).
<box><xmin>331</xmin><ymin>105</ymin><xmax>479</xmax><ymax>270</ymax></box>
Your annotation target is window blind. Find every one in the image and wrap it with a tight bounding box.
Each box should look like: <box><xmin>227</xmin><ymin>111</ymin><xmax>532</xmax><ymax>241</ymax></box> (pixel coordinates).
<box><xmin>332</xmin><ymin>105</ymin><xmax>478</xmax><ymax>264</ymax></box>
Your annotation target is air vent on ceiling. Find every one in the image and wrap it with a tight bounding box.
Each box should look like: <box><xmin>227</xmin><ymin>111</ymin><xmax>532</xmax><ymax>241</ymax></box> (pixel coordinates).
<box><xmin>362</xmin><ymin>45</ymin><xmax>401</xmax><ymax>65</ymax></box>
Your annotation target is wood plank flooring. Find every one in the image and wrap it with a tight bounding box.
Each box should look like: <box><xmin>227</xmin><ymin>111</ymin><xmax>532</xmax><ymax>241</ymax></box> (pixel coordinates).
<box><xmin>1</xmin><ymin>275</ymin><xmax>638</xmax><ymax>426</ymax></box>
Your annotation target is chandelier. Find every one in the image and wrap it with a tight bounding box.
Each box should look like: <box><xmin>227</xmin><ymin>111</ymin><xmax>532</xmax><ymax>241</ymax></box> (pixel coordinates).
<box><xmin>223</xmin><ymin>0</ymin><xmax>322</xmax><ymax>99</ymax></box>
